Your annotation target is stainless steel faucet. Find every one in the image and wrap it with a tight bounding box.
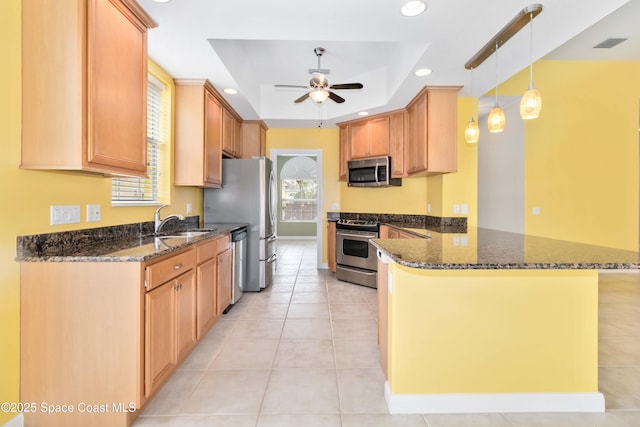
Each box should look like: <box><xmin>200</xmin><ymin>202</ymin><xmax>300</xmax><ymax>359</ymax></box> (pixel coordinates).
<box><xmin>154</xmin><ymin>204</ymin><xmax>185</xmax><ymax>235</ymax></box>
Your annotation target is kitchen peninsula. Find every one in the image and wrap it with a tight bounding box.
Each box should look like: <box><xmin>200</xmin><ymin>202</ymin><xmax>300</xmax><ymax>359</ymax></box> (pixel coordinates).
<box><xmin>372</xmin><ymin>227</ymin><xmax>640</xmax><ymax>414</ymax></box>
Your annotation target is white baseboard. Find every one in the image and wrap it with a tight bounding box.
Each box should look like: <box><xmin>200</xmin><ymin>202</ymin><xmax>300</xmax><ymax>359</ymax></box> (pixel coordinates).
<box><xmin>2</xmin><ymin>413</ymin><xmax>24</xmax><ymax>427</ymax></box>
<box><xmin>385</xmin><ymin>382</ymin><xmax>605</xmax><ymax>414</ymax></box>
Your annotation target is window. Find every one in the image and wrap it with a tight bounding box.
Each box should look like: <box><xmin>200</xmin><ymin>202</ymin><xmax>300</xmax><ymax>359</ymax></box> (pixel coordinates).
<box><xmin>111</xmin><ymin>74</ymin><xmax>166</xmax><ymax>204</ymax></box>
<box><xmin>279</xmin><ymin>156</ymin><xmax>318</xmax><ymax>222</ymax></box>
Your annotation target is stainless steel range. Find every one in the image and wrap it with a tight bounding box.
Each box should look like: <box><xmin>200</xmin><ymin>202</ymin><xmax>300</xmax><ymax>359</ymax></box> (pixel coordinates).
<box><xmin>335</xmin><ymin>219</ymin><xmax>379</xmax><ymax>288</ymax></box>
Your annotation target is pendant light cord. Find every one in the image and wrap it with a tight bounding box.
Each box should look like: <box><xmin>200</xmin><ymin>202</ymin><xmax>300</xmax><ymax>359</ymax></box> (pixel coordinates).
<box><xmin>494</xmin><ymin>42</ymin><xmax>499</xmax><ymax>105</ymax></box>
<box><xmin>528</xmin><ymin>12</ymin><xmax>534</xmax><ymax>88</ymax></box>
<box><xmin>470</xmin><ymin>68</ymin><xmax>474</xmax><ymax>118</ymax></box>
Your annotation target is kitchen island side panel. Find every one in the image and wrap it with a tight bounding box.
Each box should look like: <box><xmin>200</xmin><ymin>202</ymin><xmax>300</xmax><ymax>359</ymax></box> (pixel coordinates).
<box><xmin>383</xmin><ymin>264</ymin><xmax>601</xmax><ymax>413</ymax></box>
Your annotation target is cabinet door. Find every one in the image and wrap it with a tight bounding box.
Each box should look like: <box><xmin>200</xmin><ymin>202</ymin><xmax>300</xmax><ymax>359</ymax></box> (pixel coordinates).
<box><xmin>204</xmin><ymin>92</ymin><xmax>223</xmax><ymax>187</ymax></box>
<box><xmin>349</xmin><ymin>121</ymin><xmax>370</xmax><ymax>159</ymax></box>
<box><xmin>368</xmin><ymin>116</ymin><xmax>390</xmax><ymax>157</ymax></box>
<box><xmin>222</xmin><ymin>108</ymin><xmax>235</xmax><ymax>156</ymax></box>
<box><xmin>88</xmin><ymin>0</ymin><xmax>147</xmax><ymax>175</ymax></box>
<box><xmin>233</xmin><ymin>117</ymin><xmax>242</xmax><ymax>158</ymax></box>
<box><xmin>196</xmin><ymin>258</ymin><xmax>218</xmax><ymax>339</ymax></box>
<box><xmin>339</xmin><ymin>125</ymin><xmax>350</xmax><ymax>181</ymax></box>
<box><xmin>407</xmin><ymin>93</ymin><xmax>428</xmax><ymax>174</ymax></box>
<box><xmin>389</xmin><ymin>111</ymin><xmax>405</xmax><ymax>177</ymax></box>
<box><xmin>216</xmin><ymin>248</ymin><xmax>232</xmax><ymax>315</ymax></box>
<box><xmin>426</xmin><ymin>88</ymin><xmax>458</xmax><ymax>173</ymax></box>
<box><xmin>175</xmin><ymin>270</ymin><xmax>197</xmax><ymax>363</ymax></box>
<box><xmin>145</xmin><ymin>280</ymin><xmax>176</xmax><ymax>397</ymax></box>
<box><xmin>328</xmin><ymin>221</ymin><xmax>336</xmax><ymax>272</ymax></box>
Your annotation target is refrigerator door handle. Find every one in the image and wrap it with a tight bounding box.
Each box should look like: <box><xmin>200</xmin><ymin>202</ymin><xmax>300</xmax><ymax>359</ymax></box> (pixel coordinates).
<box><xmin>266</xmin><ymin>253</ymin><xmax>278</xmax><ymax>264</ymax></box>
<box><xmin>268</xmin><ymin>169</ymin><xmax>277</xmax><ymax>228</ymax></box>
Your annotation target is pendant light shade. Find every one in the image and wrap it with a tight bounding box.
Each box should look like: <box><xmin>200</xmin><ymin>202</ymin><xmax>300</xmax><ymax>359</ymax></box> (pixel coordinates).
<box><xmin>488</xmin><ymin>107</ymin><xmax>506</xmax><ymax>133</ymax></box>
<box><xmin>520</xmin><ymin>11</ymin><xmax>542</xmax><ymax>120</ymax></box>
<box><xmin>465</xmin><ymin>116</ymin><xmax>480</xmax><ymax>143</ymax></box>
<box><xmin>520</xmin><ymin>87</ymin><xmax>542</xmax><ymax>119</ymax></box>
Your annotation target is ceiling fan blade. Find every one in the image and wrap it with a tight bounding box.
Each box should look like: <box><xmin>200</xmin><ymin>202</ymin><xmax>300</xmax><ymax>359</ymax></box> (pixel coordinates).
<box><xmin>328</xmin><ymin>91</ymin><xmax>345</xmax><ymax>103</ymax></box>
<box><xmin>330</xmin><ymin>83</ymin><xmax>364</xmax><ymax>90</ymax></box>
<box><xmin>275</xmin><ymin>84</ymin><xmax>308</xmax><ymax>89</ymax></box>
<box><xmin>294</xmin><ymin>93</ymin><xmax>310</xmax><ymax>103</ymax></box>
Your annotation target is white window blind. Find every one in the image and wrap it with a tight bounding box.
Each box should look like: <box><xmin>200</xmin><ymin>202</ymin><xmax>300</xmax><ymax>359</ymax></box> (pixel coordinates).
<box><xmin>111</xmin><ymin>75</ymin><xmax>165</xmax><ymax>203</ymax></box>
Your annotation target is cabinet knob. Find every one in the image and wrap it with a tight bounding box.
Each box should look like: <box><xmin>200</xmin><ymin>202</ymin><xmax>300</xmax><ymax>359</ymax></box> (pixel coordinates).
<box><xmin>173</xmin><ymin>263</ymin><xmax>183</xmax><ymax>270</ymax></box>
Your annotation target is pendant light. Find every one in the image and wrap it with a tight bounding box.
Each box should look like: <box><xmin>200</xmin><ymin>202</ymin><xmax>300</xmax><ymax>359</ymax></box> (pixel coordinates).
<box><xmin>487</xmin><ymin>42</ymin><xmax>505</xmax><ymax>133</ymax></box>
<box><xmin>520</xmin><ymin>11</ymin><xmax>542</xmax><ymax>119</ymax></box>
<box><xmin>464</xmin><ymin>68</ymin><xmax>479</xmax><ymax>143</ymax></box>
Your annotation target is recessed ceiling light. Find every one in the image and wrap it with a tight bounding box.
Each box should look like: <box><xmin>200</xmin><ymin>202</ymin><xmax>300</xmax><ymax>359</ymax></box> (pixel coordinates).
<box><xmin>358</xmin><ymin>111</ymin><xmax>369</xmax><ymax>117</ymax></box>
<box><xmin>401</xmin><ymin>0</ymin><xmax>427</xmax><ymax>17</ymax></box>
<box><xmin>152</xmin><ymin>0</ymin><xmax>171</xmax><ymax>3</ymax></box>
<box><xmin>415</xmin><ymin>68</ymin><xmax>432</xmax><ymax>77</ymax></box>
<box><xmin>223</xmin><ymin>88</ymin><xmax>238</xmax><ymax>95</ymax></box>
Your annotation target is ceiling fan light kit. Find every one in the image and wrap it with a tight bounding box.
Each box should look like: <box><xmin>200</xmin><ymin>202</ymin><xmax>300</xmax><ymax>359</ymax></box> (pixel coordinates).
<box><xmin>309</xmin><ymin>89</ymin><xmax>330</xmax><ymax>104</ymax></box>
<box><xmin>401</xmin><ymin>0</ymin><xmax>427</xmax><ymax>17</ymax></box>
<box><xmin>274</xmin><ymin>47</ymin><xmax>364</xmax><ymax>105</ymax></box>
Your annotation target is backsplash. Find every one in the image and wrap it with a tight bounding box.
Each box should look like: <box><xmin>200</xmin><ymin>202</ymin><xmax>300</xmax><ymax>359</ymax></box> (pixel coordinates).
<box><xmin>16</xmin><ymin>216</ymin><xmax>200</xmax><ymax>259</ymax></box>
<box><xmin>334</xmin><ymin>212</ymin><xmax>467</xmax><ymax>233</ymax></box>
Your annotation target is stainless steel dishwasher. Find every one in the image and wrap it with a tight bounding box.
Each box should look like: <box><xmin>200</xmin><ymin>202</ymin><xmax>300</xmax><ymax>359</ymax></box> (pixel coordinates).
<box><xmin>225</xmin><ymin>227</ymin><xmax>247</xmax><ymax>313</ymax></box>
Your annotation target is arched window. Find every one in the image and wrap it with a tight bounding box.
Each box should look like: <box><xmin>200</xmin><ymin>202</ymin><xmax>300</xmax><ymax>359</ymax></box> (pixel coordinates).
<box><xmin>280</xmin><ymin>156</ymin><xmax>318</xmax><ymax>222</ymax></box>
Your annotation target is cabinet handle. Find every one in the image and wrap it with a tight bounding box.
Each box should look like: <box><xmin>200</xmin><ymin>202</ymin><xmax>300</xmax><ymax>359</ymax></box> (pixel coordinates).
<box><xmin>176</xmin><ymin>283</ymin><xmax>182</xmax><ymax>291</ymax></box>
<box><xmin>173</xmin><ymin>263</ymin><xmax>183</xmax><ymax>270</ymax></box>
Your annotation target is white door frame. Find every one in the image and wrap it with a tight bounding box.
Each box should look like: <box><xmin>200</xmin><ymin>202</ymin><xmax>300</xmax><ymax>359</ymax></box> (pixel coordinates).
<box><xmin>270</xmin><ymin>148</ymin><xmax>324</xmax><ymax>268</ymax></box>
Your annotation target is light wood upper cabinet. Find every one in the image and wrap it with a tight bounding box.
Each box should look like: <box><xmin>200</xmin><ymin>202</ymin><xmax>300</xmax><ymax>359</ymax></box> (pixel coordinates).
<box><xmin>174</xmin><ymin>80</ymin><xmax>223</xmax><ymax>188</ymax></box>
<box><xmin>405</xmin><ymin>86</ymin><xmax>461</xmax><ymax>175</ymax></box>
<box><xmin>241</xmin><ymin>121</ymin><xmax>268</xmax><ymax>158</ymax></box>
<box><xmin>349</xmin><ymin>116</ymin><xmax>390</xmax><ymax>159</ymax></box>
<box><xmin>389</xmin><ymin>111</ymin><xmax>406</xmax><ymax>177</ymax></box>
<box><xmin>21</xmin><ymin>0</ymin><xmax>156</xmax><ymax>177</ymax></box>
<box><xmin>339</xmin><ymin>125</ymin><xmax>350</xmax><ymax>181</ymax></box>
<box><xmin>222</xmin><ymin>108</ymin><xmax>243</xmax><ymax>158</ymax></box>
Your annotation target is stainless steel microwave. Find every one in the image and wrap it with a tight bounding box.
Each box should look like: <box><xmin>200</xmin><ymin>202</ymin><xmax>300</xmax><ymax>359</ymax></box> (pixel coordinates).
<box><xmin>347</xmin><ymin>156</ymin><xmax>402</xmax><ymax>187</ymax></box>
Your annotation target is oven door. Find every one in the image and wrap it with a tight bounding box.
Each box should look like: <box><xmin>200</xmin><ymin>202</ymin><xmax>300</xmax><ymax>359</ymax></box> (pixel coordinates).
<box><xmin>336</xmin><ymin>229</ymin><xmax>378</xmax><ymax>271</ymax></box>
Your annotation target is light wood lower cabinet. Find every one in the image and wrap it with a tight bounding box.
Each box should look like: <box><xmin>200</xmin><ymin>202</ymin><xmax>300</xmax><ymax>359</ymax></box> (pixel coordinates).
<box><xmin>328</xmin><ymin>221</ymin><xmax>336</xmax><ymax>272</ymax></box>
<box><xmin>20</xmin><ymin>233</ymin><xmax>232</xmax><ymax>427</ymax></box>
<box><xmin>217</xmin><ymin>246</ymin><xmax>232</xmax><ymax>315</ymax></box>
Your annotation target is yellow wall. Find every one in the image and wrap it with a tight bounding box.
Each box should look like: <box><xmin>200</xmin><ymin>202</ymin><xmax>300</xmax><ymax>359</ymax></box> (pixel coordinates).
<box><xmin>0</xmin><ymin>3</ymin><xmax>202</xmax><ymax>422</ymax></box>
<box><xmin>266</xmin><ymin>128</ymin><xmax>340</xmax><ymax>265</ymax></box>
<box><xmin>497</xmin><ymin>60</ymin><xmax>639</xmax><ymax>250</ymax></box>
<box><xmin>388</xmin><ymin>264</ymin><xmax>599</xmax><ymax>394</ymax></box>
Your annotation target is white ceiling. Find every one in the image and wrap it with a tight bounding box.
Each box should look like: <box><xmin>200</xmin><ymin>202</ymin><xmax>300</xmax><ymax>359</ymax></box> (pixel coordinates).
<box><xmin>137</xmin><ymin>0</ymin><xmax>637</xmax><ymax>128</ymax></box>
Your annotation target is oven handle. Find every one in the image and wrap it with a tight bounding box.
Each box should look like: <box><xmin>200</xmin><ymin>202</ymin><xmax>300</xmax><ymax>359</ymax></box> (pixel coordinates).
<box><xmin>336</xmin><ymin>231</ymin><xmax>378</xmax><ymax>240</ymax></box>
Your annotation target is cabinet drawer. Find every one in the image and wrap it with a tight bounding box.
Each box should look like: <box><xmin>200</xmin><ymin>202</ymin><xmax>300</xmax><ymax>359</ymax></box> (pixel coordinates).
<box><xmin>146</xmin><ymin>249</ymin><xmax>196</xmax><ymax>290</ymax></box>
<box><xmin>216</xmin><ymin>234</ymin><xmax>231</xmax><ymax>254</ymax></box>
<box><xmin>196</xmin><ymin>239</ymin><xmax>217</xmax><ymax>264</ymax></box>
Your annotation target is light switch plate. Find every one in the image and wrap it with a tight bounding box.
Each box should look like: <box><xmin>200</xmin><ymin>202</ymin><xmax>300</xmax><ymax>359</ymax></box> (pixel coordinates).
<box><xmin>87</xmin><ymin>204</ymin><xmax>101</xmax><ymax>222</ymax></box>
<box><xmin>51</xmin><ymin>205</ymin><xmax>80</xmax><ymax>225</ymax></box>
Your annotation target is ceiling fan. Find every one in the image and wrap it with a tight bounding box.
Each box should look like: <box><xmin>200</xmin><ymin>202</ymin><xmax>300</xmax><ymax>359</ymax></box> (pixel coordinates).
<box><xmin>275</xmin><ymin>47</ymin><xmax>364</xmax><ymax>104</ymax></box>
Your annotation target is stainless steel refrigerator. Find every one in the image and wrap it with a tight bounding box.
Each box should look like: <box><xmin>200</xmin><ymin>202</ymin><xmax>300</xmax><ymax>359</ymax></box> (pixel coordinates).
<box><xmin>204</xmin><ymin>157</ymin><xmax>277</xmax><ymax>291</ymax></box>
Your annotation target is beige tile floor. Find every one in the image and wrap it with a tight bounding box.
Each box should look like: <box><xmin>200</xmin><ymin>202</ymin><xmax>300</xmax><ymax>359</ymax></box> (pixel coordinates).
<box><xmin>133</xmin><ymin>240</ymin><xmax>640</xmax><ymax>427</ymax></box>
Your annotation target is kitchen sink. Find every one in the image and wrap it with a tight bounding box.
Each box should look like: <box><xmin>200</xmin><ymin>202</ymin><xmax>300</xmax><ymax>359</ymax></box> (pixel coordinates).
<box><xmin>162</xmin><ymin>229</ymin><xmax>216</xmax><ymax>238</ymax></box>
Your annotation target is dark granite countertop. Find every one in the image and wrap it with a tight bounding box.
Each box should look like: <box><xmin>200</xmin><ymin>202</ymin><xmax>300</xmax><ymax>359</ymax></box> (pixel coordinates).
<box><xmin>372</xmin><ymin>227</ymin><xmax>640</xmax><ymax>270</ymax></box>
<box><xmin>16</xmin><ymin>222</ymin><xmax>248</xmax><ymax>263</ymax></box>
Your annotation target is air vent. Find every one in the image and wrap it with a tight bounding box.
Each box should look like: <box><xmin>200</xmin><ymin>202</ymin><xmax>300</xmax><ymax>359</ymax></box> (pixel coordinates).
<box><xmin>593</xmin><ymin>38</ymin><xmax>628</xmax><ymax>49</ymax></box>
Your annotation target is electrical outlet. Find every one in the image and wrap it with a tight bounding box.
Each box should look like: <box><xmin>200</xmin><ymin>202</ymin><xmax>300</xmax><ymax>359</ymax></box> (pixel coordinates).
<box><xmin>532</xmin><ymin>207</ymin><xmax>541</xmax><ymax>215</ymax></box>
<box><xmin>186</xmin><ymin>203</ymin><xmax>193</xmax><ymax>214</ymax></box>
<box><xmin>427</xmin><ymin>203</ymin><xmax>431</xmax><ymax>213</ymax></box>
<box><xmin>453</xmin><ymin>204</ymin><xmax>461</xmax><ymax>215</ymax></box>
<box><xmin>86</xmin><ymin>204</ymin><xmax>101</xmax><ymax>222</ymax></box>
<box><xmin>50</xmin><ymin>205</ymin><xmax>80</xmax><ymax>225</ymax></box>
<box><xmin>461</xmin><ymin>204</ymin><xmax>469</xmax><ymax>215</ymax></box>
